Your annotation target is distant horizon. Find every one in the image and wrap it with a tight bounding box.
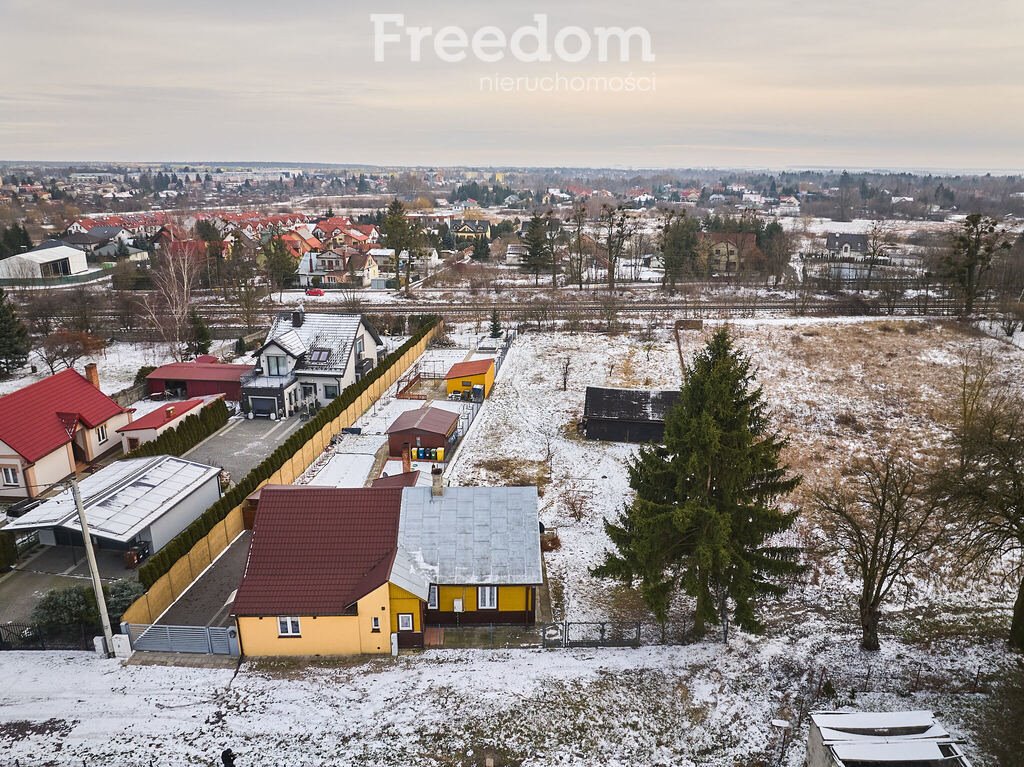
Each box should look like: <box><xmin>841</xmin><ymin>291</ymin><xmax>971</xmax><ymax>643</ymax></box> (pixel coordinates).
<box><xmin>2</xmin><ymin>159</ymin><xmax>1022</xmax><ymax>179</ymax></box>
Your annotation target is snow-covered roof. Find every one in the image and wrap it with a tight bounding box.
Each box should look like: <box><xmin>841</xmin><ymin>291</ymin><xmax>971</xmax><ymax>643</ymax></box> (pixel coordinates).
<box><xmin>397</xmin><ymin>486</ymin><xmax>543</xmax><ymax>585</ymax></box>
<box><xmin>15</xmin><ymin>243</ymin><xmax>84</xmax><ymax>265</ymax></box>
<box><xmin>4</xmin><ymin>456</ymin><xmax>220</xmax><ymax>543</ymax></box>
<box><xmin>258</xmin><ymin>311</ymin><xmax>372</xmax><ymax>376</ymax></box>
<box><xmin>389</xmin><ymin>546</ymin><xmax>432</xmax><ymax>601</ymax></box>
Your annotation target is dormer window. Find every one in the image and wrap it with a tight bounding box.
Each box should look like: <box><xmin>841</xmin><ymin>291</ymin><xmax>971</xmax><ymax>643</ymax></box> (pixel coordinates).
<box><xmin>266</xmin><ymin>355</ymin><xmax>287</xmax><ymax>376</ymax></box>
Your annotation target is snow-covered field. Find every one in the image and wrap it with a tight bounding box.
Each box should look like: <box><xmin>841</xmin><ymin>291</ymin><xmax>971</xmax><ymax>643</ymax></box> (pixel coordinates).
<box><xmin>2</xmin><ymin>319</ymin><xmax>1022</xmax><ymax>765</ymax></box>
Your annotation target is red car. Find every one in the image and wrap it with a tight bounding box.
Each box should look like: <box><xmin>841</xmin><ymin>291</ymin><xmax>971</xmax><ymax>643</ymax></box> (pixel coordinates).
<box><xmin>305</xmin><ymin>288</ymin><xmax>325</xmax><ymax>296</ymax></box>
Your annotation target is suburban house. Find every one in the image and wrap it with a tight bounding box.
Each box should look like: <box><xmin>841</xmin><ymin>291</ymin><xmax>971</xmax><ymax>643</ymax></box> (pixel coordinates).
<box><xmin>386</xmin><ymin>406</ymin><xmax>459</xmax><ymax>459</ymax></box>
<box><xmin>241</xmin><ymin>309</ymin><xmax>382</xmax><ymax>418</ymax></box>
<box><xmin>146</xmin><ymin>360</ymin><xmax>255</xmax><ymax>401</ymax></box>
<box><xmin>451</xmin><ymin>219</ymin><xmax>492</xmax><ymax>241</ymax></box>
<box><xmin>232</xmin><ymin>486</ymin><xmax>430</xmax><ymax>656</ymax></box>
<box><xmin>297</xmin><ymin>248</ymin><xmax>380</xmax><ymax>287</ymax></box>
<box><xmin>0</xmin><ymin>242</ymin><xmax>90</xmax><ymax>280</ymax></box>
<box><xmin>444</xmin><ymin>358</ymin><xmax>496</xmax><ymax>400</ymax></box>
<box><xmin>233</xmin><ymin>480</ymin><xmax>543</xmax><ymax>656</ymax></box>
<box><xmin>4</xmin><ymin>456</ymin><xmax>221</xmax><ymax>558</ymax></box>
<box><xmin>116</xmin><ymin>395</ymin><xmax>224</xmax><ymax>452</ymax></box>
<box><xmin>279</xmin><ymin>230</ymin><xmax>323</xmax><ymax>259</ymax></box>
<box><xmin>582</xmin><ymin>386</ymin><xmax>681</xmax><ymax>443</ymax></box>
<box><xmin>825</xmin><ymin>232</ymin><xmax>871</xmax><ymax>259</ymax></box>
<box><xmin>806</xmin><ymin>711</ymin><xmax>972</xmax><ymax>767</ymax></box>
<box><xmin>0</xmin><ymin>367</ymin><xmax>132</xmax><ymax>500</ymax></box>
<box><xmin>703</xmin><ymin>232</ymin><xmax>764</xmax><ymax>274</ymax></box>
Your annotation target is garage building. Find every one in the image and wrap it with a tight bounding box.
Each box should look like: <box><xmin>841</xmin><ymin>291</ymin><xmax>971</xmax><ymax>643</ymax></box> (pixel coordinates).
<box><xmin>386</xmin><ymin>407</ymin><xmax>459</xmax><ymax>458</ymax></box>
<box><xmin>146</xmin><ymin>361</ymin><xmax>254</xmax><ymax>401</ymax></box>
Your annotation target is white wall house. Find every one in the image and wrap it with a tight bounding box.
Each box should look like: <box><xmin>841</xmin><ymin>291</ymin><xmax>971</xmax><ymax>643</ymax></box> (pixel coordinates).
<box><xmin>0</xmin><ymin>243</ymin><xmax>89</xmax><ymax>280</ymax></box>
<box><xmin>4</xmin><ymin>455</ymin><xmax>222</xmax><ymax>554</ymax></box>
<box><xmin>241</xmin><ymin>309</ymin><xmax>383</xmax><ymax>418</ymax></box>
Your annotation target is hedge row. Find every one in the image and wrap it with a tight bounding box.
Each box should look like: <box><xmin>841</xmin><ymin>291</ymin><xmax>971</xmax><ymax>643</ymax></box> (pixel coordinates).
<box><xmin>137</xmin><ymin>318</ymin><xmax>440</xmax><ymax>588</ymax></box>
<box><xmin>126</xmin><ymin>398</ymin><xmax>230</xmax><ymax>460</ymax></box>
<box><xmin>0</xmin><ymin>531</ymin><xmax>17</xmax><ymax>570</ymax></box>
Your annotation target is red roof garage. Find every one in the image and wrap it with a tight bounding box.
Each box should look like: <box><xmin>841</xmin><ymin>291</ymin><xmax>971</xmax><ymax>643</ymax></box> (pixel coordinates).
<box><xmin>146</xmin><ymin>361</ymin><xmax>255</xmax><ymax>401</ymax></box>
<box><xmin>385</xmin><ymin>406</ymin><xmax>459</xmax><ymax>459</ymax></box>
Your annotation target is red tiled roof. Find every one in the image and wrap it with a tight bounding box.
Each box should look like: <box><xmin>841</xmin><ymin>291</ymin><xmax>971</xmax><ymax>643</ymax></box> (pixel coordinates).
<box><xmin>444</xmin><ymin>358</ymin><xmax>495</xmax><ymax>380</ymax></box>
<box><xmin>371</xmin><ymin>471</ymin><xmax>421</xmax><ymax>489</ymax></box>
<box><xmin>0</xmin><ymin>369</ymin><xmax>127</xmax><ymax>463</ymax></box>
<box><xmin>232</xmin><ymin>487</ymin><xmax>404</xmax><ymax>616</ymax></box>
<box><xmin>147</xmin><ymin>362</ymin><xmax>254</xmax><ymax>383</ymax></box>
<box><xmin>117</xmin><ymin>398</ymin><xmax>205</xmax><ymax>433</ymax></box>
<box><xmin>386</xmin><ymin>406</ymin><xmax>458</xmax><ymax>436</ymax></box>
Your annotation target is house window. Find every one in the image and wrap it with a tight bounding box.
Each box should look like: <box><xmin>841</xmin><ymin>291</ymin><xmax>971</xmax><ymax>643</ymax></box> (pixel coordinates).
<box><xmin>277</xmin><ymin>617</ymin><xmax>301</xmax><ymax>637</ymax></box>
<box><xmin>461</xmin><ymin>380</ymin><xmax>473</xmax><ymax>388</ymax></box>
<box><xmin>267</xmin><ymin>355</ymin><xmax>287</xmax><ymax>376</ymax></box>
<box><xmin>355</xmin><ymin>336</ymin><xmax>364</xmax><ymax>356</ymax></box>
<box><xmin>1</xmin><ymin>466</ymin><xmax>18</xmax><ymax>486</ymax></box>
<box><xmin>427</xmin><ymin>585</ymin><xmax>438</xmax><ymax>610</ymax></box>
<box><xmin>477</xmin><ymin>586</ymin><xmax>498</xmax><ymax>610</ymax></box>
<box><xmin>371</xmin><ymin>616</ymin><xmax>381</xmax><ymax>633</ymax></box>
<box><xmin>309</xmin><ymin>348</ymin><xmax>330</xmax><ymax>364</ymax></box>
<box><xmin>324</xmin><ymin>384</ymin><xmax>339</xmax><ymax>399</ymax></box>
<box><xmin>301</xmin><ymin>383</ymin><xmax>316</xmax><ymax>399</ymax></box>
<box><xmin>97</xmin><ymin>425</ymin><xmax>108</xmax><ymax>444</ymax></box>
<box><xmin>398</xmin><ymin>613</ymin><xmax>414</xmax><ymax>631</ymax></box>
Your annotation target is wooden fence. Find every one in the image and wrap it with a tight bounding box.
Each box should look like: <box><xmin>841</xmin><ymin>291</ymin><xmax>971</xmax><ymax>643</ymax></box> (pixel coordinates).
<box><xmin>120</xmin><ymin>323</ymin><xmax>443</xmax><ymax>625</ymax></box>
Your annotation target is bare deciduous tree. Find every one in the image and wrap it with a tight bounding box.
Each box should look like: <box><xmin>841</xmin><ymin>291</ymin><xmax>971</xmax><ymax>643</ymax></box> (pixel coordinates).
<box><xmin>38</xmin><ymin>329</ymin><xmax>106</xmax><ymax>374</ymax></box>
<box><xmin>813</xmin><ymin>450</ymin><xmax>944</xmax><ymax>651</ymax></box>
<box><xmin>143</xmin><ymin>243</ymin><xmax>203</xmax><ymax>361</ymax></box>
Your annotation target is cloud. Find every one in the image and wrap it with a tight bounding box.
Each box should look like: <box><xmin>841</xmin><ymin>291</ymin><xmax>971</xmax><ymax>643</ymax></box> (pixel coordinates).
<box><xmin>0</xmin><ymin>0</ymin><xmax>1021</xmax><ymax>169</ymax></box>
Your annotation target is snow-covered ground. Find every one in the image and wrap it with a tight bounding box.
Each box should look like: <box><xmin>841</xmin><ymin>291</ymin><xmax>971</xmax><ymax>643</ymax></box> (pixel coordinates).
<box><xmin>0</xmin><ymin>634</ymin><xmax>1009</xmax><ymax>767</ymax></box>
<box><xmin>2</xmin><ymin>319</ymin><xmax>1021</xmax><ymax>765</ymax></box>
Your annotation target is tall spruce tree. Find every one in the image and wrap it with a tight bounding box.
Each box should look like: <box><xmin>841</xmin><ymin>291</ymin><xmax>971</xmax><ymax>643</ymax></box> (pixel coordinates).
<box><xmin>522</xmin><ymin>214</ymin><xmax>550</xmax><ymax>286</ymax></box>
<box><xmin>0</xmin><ymin>288</ymin><xmax>30</xmax><ymax>377</ymax></box>
<box><xmin>593</xmin><ymin>328</ymin><xmax>802</xmax><ymax>638</ymax></box>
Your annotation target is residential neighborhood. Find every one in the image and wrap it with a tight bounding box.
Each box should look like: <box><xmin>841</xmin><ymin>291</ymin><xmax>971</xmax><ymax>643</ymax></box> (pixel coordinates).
<box><xmin>2</xmin><ymin>1</ymin><xmax>1024</xmax><ymax>764</ymax></box>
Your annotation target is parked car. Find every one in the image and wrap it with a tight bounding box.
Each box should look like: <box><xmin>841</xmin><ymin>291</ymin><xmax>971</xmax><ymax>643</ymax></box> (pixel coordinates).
<box><xmin>305</xmin><ymin>287</ymin><xmax>325</xmax><ymax>296</ymax></box>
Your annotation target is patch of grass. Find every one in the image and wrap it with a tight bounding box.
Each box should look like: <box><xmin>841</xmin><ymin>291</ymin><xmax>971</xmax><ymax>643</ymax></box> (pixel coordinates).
<box><xmin>478</xmin><ymin>457</ymin><xmax>551</xmax><ymax>494</ymax></box>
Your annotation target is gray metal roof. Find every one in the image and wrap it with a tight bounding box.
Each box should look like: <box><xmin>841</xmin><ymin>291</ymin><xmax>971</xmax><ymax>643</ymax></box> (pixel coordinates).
<box><xmin>260</xmin><ymin>311</ymin><xmax>364</xmax><ymax>376</ymax></box>
<box><xmin>397</xmin><ymin>486</ymin><xmax>543</xmax><ymax>585</ymax></box>
<box><xmin>4</xmin><ymin>456</ymin><xmax>220</xmax><ymax>543</ymax></box>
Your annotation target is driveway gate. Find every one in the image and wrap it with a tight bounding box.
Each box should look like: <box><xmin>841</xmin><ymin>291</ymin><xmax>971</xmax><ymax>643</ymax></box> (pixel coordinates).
<box><xmin>123</xmin><ymin>623</ymin><xmax>240</xmax><ymax>656</ymax></box>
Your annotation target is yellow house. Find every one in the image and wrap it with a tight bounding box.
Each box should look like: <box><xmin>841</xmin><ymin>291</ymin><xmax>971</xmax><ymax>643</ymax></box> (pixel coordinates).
<box><xmin>444</xmin><ymin>358</ymin><xmax>496</xmax><ymax>399</ymax></box>
<box><xmin>232</xmin><ymin>480</ymin><xmax>543</xmax><ymax>657</ymax></box>
<box><xmin>232</xmin><ymin>486</ymin><xmax>430</xmax><ymax>656</ymax></box>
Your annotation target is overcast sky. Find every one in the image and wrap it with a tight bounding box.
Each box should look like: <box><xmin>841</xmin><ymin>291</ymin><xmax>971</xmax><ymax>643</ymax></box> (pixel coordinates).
<box><xmin>1</xmin><ymin>0</ymin><xmax>1022</xmax><ymax>171</ymax></box>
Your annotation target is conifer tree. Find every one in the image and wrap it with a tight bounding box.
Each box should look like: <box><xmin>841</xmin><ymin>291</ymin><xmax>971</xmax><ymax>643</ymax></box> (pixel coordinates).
<box><xmin>489</xmin><ymin>308</ymin><xmax>502</xmax><ymax>339</ymax></box>
<box><xmin>0</xmin><ymin>288</ymin><xmax>30</xmax><ymax>377</ymax></box>
<box><xmin>593</xmin><ymin>328</ymin><xmax>802</xmax><ymax>638</ymax></box>
<box><xmin>186</xmin><ymin>309</ymin><xmax>211</xmax><ymax>357</ymax></box>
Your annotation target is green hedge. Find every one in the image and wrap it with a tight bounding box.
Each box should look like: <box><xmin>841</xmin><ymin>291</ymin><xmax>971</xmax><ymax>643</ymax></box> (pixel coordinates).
<box><xmin>126</xmin><ymin>398</ymin><xmax>230</xmax><ymax>460</ymax></box>
<box><xmin>137</xmin><ymin>318</ymin><xmax>440</xmax><ymax>588</ymax></box>
<box><xmin>0</xmin><ymin>531</ymin><xmax>17</xmax><ymax>570</ymax></box>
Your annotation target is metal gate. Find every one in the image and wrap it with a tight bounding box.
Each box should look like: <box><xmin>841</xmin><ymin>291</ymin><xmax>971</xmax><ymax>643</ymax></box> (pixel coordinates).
<box><xmin>124</xmin><ymin>623</ymin><xmax>240</xmax><ymax>656</ymax></box>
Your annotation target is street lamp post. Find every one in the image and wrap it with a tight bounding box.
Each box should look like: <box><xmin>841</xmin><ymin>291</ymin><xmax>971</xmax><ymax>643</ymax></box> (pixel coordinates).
<box><xmin>62</xmin><ymin>421</ymin><xmax>114</xmax><ymax>657</ymax></box>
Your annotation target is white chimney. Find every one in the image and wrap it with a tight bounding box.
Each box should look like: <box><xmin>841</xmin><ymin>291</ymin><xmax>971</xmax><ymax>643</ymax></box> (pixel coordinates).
<box><xmin>431</xmin><ymin>466</ymin><xmax>444</xmax><ymax>497</ymax></box>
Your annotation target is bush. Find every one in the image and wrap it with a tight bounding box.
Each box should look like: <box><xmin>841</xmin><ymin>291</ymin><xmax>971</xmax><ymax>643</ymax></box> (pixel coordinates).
<box><xmin>234</xmin><ymin>337</ymin><xmax>247</xmax><ymax>356</ymax></box>
<box><xmin>134</xmin><ymin>365</ymin><xmax>156</xmax><ymax>386</ymax></box>
<box><xmin>32</xmin><ymin>585</ymin><xmax>100</xmax><ymax>633</ymax></box>
<box><xmin>106</xmin><ymin>579</ymin><xmax>145</xmax><ymax>623</ymax></box>
<box><xmin>0</xmin><ymin>530</ymin><xmax>17</xmax><ymax>569</ymax></box>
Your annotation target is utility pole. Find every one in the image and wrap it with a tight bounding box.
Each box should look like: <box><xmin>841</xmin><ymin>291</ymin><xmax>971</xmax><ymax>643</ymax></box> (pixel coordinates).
<box><xmin>69</xmin><ymin>477</ymin><xmax>114</xmax><ymax>657</ymax></box>
<box><xmin>61</xmin><ymin>415</ymin><xmax>114</xmax><ymax>657</ymax></box>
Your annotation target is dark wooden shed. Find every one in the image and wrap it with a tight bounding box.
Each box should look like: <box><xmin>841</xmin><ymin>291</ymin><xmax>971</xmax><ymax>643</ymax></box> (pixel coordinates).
<box><xmin>386</xmin><ymin>406</ymin><xmax>459</xmax><ymax>457</ymax></box>
<box><xmin>582</xmin><ymin>386</ymin><xmax>681</xmax><ymax>443</ymax></box>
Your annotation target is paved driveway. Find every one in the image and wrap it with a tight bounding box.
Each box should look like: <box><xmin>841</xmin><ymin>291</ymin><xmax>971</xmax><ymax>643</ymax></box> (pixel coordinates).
<box><xmin>183</xmin><ymin>416</ymin><xmax>305</xmax><ymax>483</ymax></box>
<box><xmin>155</xmin><ymin>531</ymin><xmax>251</xmax><ymax>628</ymax></box>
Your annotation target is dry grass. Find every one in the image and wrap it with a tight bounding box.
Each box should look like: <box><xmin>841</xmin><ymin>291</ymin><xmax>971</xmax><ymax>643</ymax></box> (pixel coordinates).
<box><xmin>477</xmin><ymin>456</ymin><xmax>552</xmax><ymax>494</ymax></box>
